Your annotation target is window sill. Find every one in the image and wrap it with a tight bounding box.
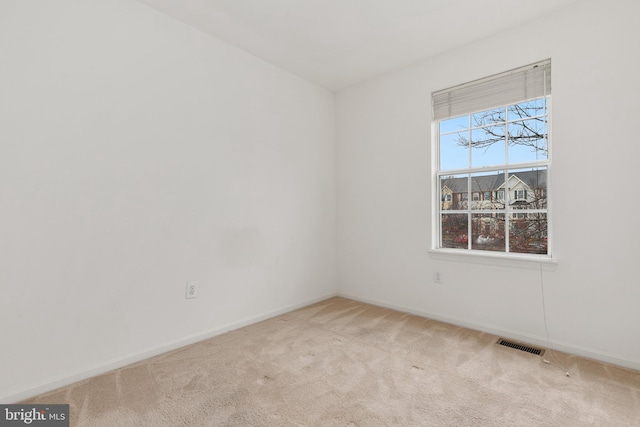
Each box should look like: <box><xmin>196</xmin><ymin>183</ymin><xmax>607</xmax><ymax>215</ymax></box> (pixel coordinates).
<box><xmin>428</xmin><ymin>248</ymin><xmax>558</xmax><ymax>271</ymax></box>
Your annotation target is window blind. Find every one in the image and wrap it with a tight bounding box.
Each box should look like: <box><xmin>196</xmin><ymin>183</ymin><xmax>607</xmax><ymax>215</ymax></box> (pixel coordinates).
<box><xmin>432</xmin><ymin>60</ymin><xmax>551</xmax><ymax>121</ymax></box>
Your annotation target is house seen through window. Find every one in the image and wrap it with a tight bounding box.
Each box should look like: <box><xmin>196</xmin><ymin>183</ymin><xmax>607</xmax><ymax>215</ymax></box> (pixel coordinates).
<box><xmin>433</xmin><ymin>60</ymin><xmax>551</xmax><ymax>256</ymax></box>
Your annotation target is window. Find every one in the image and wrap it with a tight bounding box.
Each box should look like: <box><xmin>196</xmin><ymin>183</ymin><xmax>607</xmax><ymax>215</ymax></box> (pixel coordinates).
<box><xmin>515</xmin><ymin>189</ymin><xmax>527</xmax><ymax>200</ymax></box>
<box><xmin>433</xmin><ymin>60</ymin><xmax>551</xmax><ymax>256</ymax></box>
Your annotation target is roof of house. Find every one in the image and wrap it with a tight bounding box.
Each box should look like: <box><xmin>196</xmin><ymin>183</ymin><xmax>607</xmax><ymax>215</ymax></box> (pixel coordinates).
<box><xmin>441</xmin><ymin>169</ymin><xmax>547</xmax><ymax>193</ymax></box>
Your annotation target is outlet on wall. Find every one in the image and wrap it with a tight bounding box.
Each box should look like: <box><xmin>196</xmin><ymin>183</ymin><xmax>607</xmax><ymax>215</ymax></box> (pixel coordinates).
<box><xmin>185</xmin><ymin>281</ymin><xmax>199</xmax><ymax>299</ymax></box>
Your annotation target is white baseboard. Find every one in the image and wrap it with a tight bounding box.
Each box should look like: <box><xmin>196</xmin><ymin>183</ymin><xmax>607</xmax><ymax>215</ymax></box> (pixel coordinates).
<box><xmin>3</xmin><ymin>292</ymin><xmax>338</xmax><ymax>403</ymax></box>
<box><xmin>337</xmin><ymin>291</ymin><xmax>640</xmax><ymax>372</ymax></box>
<box><xmin>9</xmin><ymin>290</ymin><xmax>635</xmax><ymax>403</ymax></box>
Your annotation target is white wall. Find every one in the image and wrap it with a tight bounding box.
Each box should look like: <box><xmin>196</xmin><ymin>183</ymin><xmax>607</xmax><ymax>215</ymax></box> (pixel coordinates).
<box><xmin>337</xmin><ymin>0</ymin><xmax>640</xmax><ymax>370</ymax></box>
<box><xmin>0</xmin><ymin>0</ymin><xmax>336</xmax><ymax>401</ymax></box>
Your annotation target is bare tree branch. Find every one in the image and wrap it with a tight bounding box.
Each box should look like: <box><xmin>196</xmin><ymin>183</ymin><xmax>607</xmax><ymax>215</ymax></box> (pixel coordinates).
<box><xmin>456</xmin><ymin>102</ymin><xmax>548</xmax><ymax>155</ymax></box>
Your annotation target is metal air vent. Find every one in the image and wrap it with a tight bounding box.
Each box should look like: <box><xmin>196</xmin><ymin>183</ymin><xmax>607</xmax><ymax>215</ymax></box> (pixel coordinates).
<box><xmin>497</xmin><ymin>338</ymin><xmax>545</xmax><ymax>356</ymax></box>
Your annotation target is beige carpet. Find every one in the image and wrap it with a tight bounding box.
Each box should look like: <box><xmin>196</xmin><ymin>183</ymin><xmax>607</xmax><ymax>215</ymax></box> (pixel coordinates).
<box><xmin>23</xmin><ymin>297</ymin><xmax>640</xmax><ymax>426</ymax></box>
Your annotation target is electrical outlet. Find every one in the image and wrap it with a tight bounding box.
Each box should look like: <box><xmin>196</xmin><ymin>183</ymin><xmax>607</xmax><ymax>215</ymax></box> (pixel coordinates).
<box><xmin>433</xmin><ymin>271</ymin><xmax>442</xmax><ymax>284</ymax></box>
<box><xmin>185</xmin><ymin>281</ymin><xmax>199</xmax><ymax>299</ymax></box>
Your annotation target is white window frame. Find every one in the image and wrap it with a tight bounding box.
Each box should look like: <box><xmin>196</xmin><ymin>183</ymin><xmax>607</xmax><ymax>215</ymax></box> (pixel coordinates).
<box><xmin>431</xmin><ymin>60</ymin><xmax>552</xmax><ymax>260</ymax></box>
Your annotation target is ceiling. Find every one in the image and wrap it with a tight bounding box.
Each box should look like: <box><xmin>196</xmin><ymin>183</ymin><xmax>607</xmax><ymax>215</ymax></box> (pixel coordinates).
<box><xmin>138</xmin><ymin>0</ymin><xmax>584</xmax><ymax>92</ymax></box>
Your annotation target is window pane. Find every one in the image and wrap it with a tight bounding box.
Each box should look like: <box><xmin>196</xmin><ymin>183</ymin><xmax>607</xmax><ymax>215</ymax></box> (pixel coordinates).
<box><xmin>510</xmin><ymin>213</ymin><xmax>548</xmax><ymax>254</ymax></box>
<box><xmin>508</xmin><ymin>117</ymin><xmax>547</xmax><ymax>163</ymax></box>
<box><xmin>471</xmin><ymin>213</ymin><xmax>505</xmax><ymax>252</ymax></box>
<box><xmin>472</xmin><ymin>107</ymin><xmax>505</xmax><ymax>127</ymax></box>
<box><xmin>508</xmin><ymin>98</ymin><xmax>545</xmax><ymax>121</ymax></box>
<box><xmin>441</xmin><ymin>213</ymin><xmax>468</xmax><ymax>249</ymax></box>
<box><xmin>507</xmin><ymin>168</ymin><xmax>547</xmax><ymax>210</ymax></box>
<box><xmin>471</xmin><ymin>125</ymin><xmax>506</xmax><ymax>168</ymax></box>
<box><xmin>440</xmin><ymin>115</ymin><xmax>468</xmax><ymax>133</ymax></box>
<box><xmin>440</xmin><ymin>174</ymin><xmax>467</xmax><ymax>211</ymax></box>
<box><xmin>471</xmin><ymin>171</ymin><xmax>504</xmax><ymax>210</ymax></box>
<box><xmin>440</xmin><ymin>132</ymin><xmax>468</xmax><ymax>170</ymax></box>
